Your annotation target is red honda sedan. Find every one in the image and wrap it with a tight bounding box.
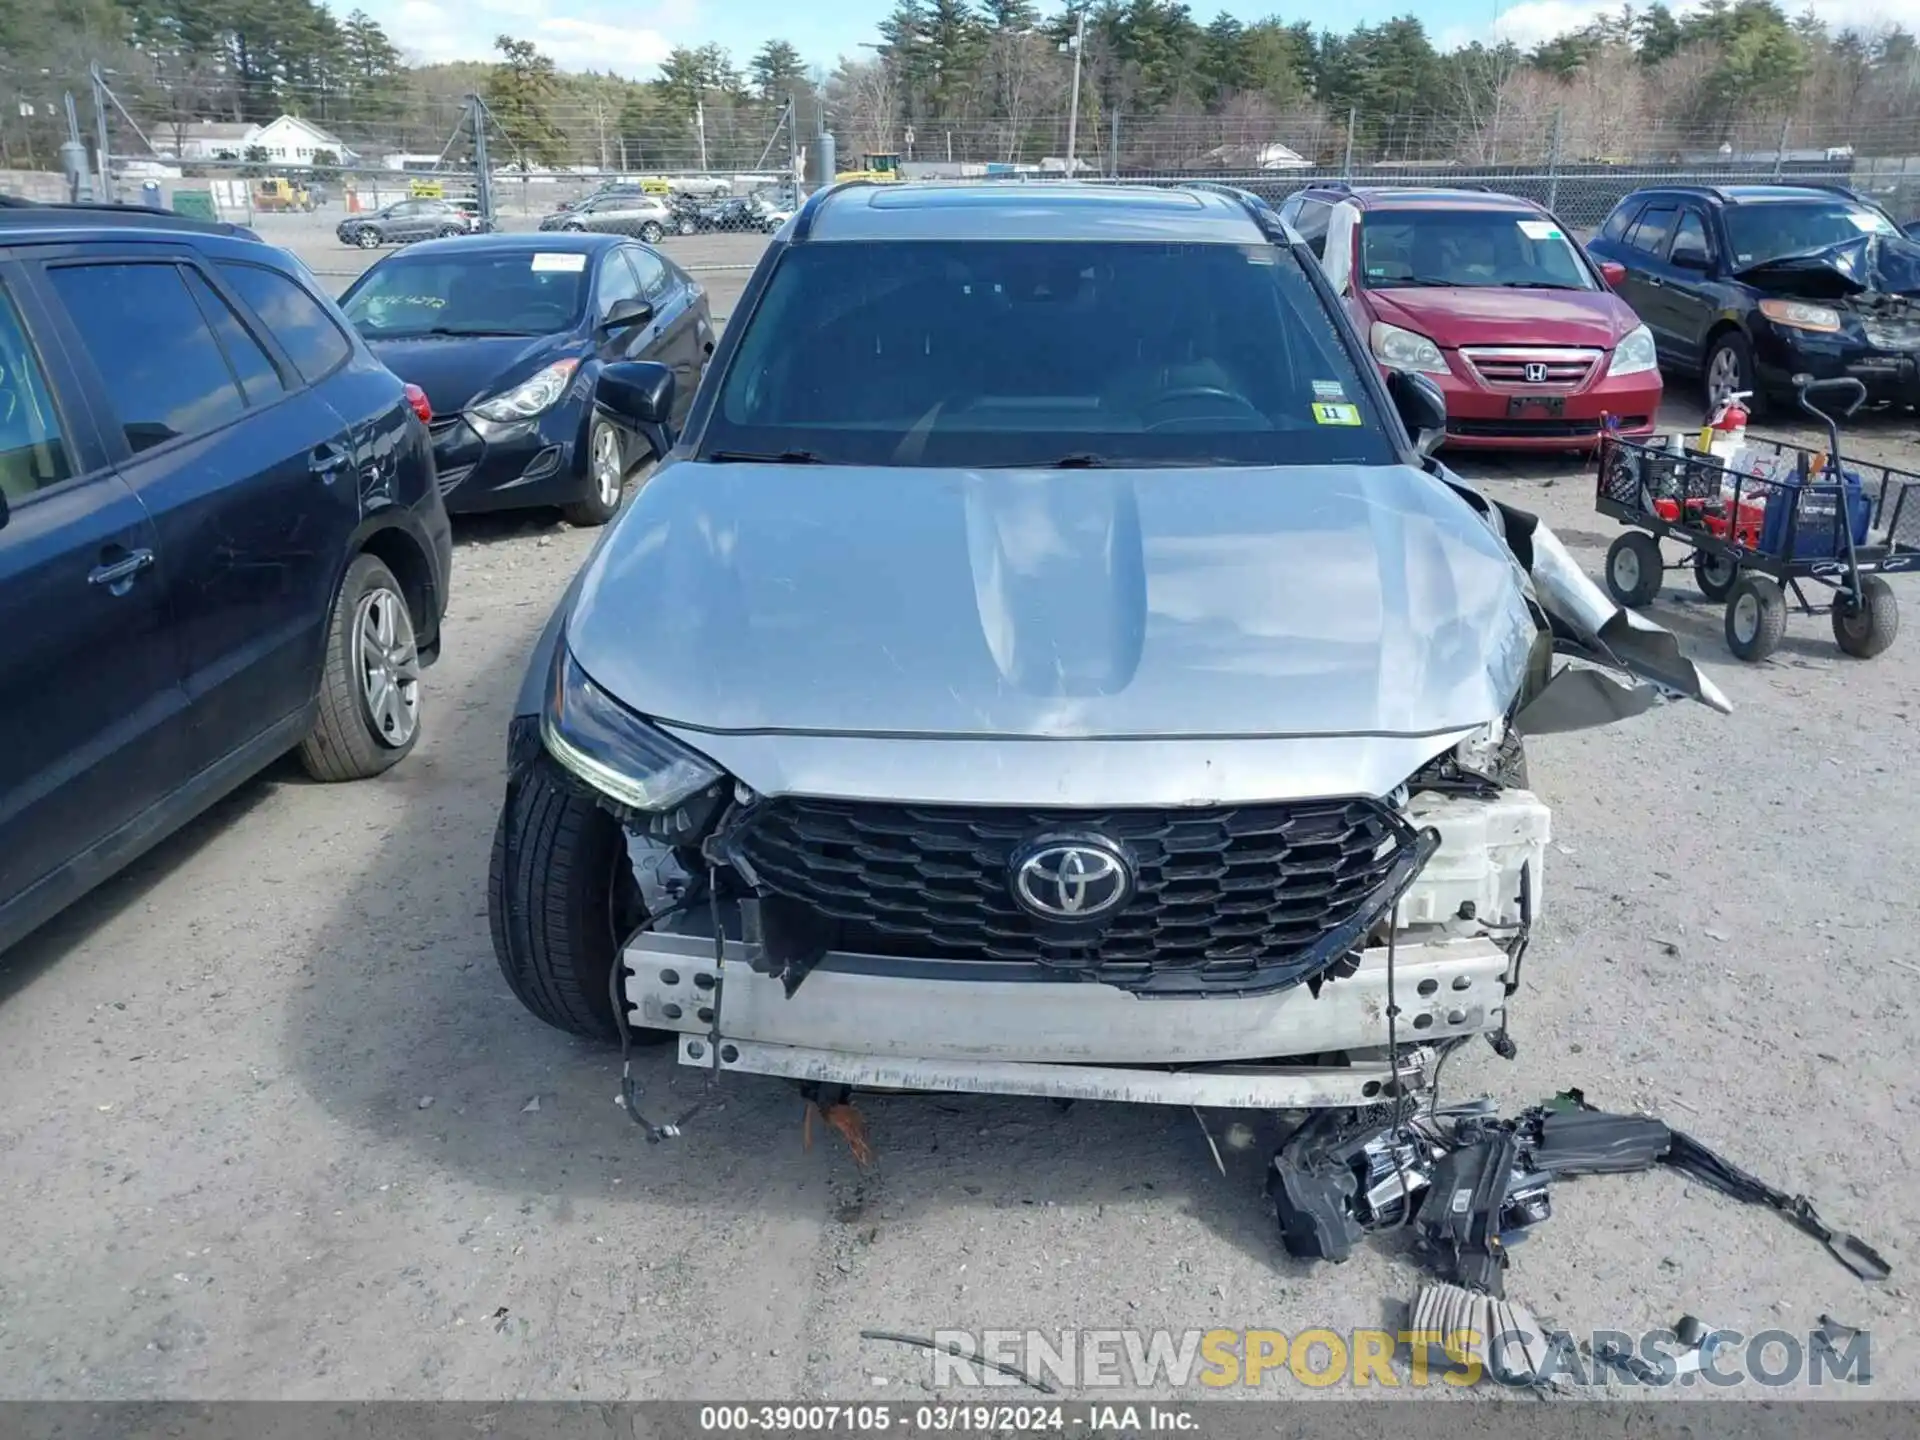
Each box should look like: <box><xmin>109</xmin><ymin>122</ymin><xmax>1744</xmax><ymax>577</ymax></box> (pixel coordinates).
<box><xmin>1276</xmin><ymin>186</ymin><xmax>1662</xmax><ymax>452</ymax></box>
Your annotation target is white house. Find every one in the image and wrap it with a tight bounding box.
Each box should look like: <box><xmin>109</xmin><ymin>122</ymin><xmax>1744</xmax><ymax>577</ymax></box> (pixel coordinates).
<box><xmin>171</xmin><ymin>121</ymin><xmax>256</xmax><ymax>161</ymax></box>
<box><xmin>247</xmin><ymin>115</ymin><xmax>356</xmax><ymax>164</ymax></box>
<box><xmin>167</xmin><ymin>114</ymin><xmax>356</xmax><ymax>165</ymax></box>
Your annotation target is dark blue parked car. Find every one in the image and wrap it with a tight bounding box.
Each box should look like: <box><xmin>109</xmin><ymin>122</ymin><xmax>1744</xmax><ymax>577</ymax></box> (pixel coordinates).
<box><xmin>0</xmin><ymin>203</ymin><xmax>453</xmax><ymax>955</ymax></box>
<box><xmin>1587</xmin><ymin>183</ymin><xmax>1919</xmax><ymax>415</ymax></box>
<box><xmin>337</xmin><ymin>232</ymin><xmax>714</xmax><ymax>526</ymax></box>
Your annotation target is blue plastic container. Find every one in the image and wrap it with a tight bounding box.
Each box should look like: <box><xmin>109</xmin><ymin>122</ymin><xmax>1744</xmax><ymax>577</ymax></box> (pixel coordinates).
<box><xmin>1755</xmin><ymin>470</ymin><xmax>1872</xmax><ymax>562</ymax></box>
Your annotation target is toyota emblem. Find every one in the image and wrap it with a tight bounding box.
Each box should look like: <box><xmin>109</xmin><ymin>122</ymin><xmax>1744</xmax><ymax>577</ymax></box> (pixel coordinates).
<box><xmin>1523</xmin><ymin>362</ymin><xmax>1549</xmax><ymax>383</ymax></box>
<box><xmin>1009</xmin><ymin>836</ymin><xmax>1134</xmax><ymax>922</ymax></box>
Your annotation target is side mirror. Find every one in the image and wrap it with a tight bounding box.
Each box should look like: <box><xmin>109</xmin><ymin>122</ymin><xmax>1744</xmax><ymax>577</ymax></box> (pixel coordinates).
<box><xmin>1597</xmin><ymin>259</ymin><xmax>1628</xmax><ymax>287</ymax></box>
<box><xmin>597</xmin><ymin>360</ymin><xmax>675</xmax><ymax>427</ymax></box>
<box><xmin>600</xmin><ymin>297</ymin><xmax>654</xmax><ymax>333</ymax></box>
<box><xmin>1670</xmin><ymin>247</ymin><xmax>1710</xmax><ymax>272</ymax></box>
<box><xmin>1386</xmin><ymin>369</ymin><xmax>1447</xmax><ymax>460</ymax></box>
<box><xmin>1904</xmin><ymin>220</ymin><xmax>1920</xmax><ymax>242</ymax></box>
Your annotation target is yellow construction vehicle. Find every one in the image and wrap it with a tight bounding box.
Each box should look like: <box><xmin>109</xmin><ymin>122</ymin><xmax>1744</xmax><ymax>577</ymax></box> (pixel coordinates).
<box><xmin>252</xmin><ymin>176</ymin><xmax>315</xmax><ymax>212</ymax></box>
<box><xmin>835</xmin><ymin>152</ymin><xmax>902</xmax><ymax>183</ymax></box>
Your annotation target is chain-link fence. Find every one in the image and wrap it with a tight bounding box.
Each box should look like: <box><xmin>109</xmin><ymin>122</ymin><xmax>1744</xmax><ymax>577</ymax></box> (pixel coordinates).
<box><xmin>10</xmin><ymin>62</ymin><xmax>1918</xmax><ymax>243</ymax></box>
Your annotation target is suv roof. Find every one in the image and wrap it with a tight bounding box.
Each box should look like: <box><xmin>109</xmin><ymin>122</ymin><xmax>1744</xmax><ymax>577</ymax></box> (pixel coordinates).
<box><xmin>1300</xmin><ymin>184</ymin><xmax>1543</xmax><ymax>212</ymax></box>
<box><xmin>0</xmin><ymin>197</ymin><xmax>264</xmax><ymax>243</ymax></box>
<box><xmin>1618</xmin><ymin>182</ymin><xmax>1868</xmax><ymax>207</ymax></box>
<box><xmin>797</xmin><ymin>182</ymin><xmax>1273</xmax><ymax>245</ymax></box>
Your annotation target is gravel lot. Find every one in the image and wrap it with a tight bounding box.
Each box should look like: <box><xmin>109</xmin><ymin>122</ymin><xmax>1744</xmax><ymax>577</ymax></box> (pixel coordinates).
<box><xmin>1</xmin><ymin>217</ymin><xmax>1916</xmax><ymax>1400</ymax></box>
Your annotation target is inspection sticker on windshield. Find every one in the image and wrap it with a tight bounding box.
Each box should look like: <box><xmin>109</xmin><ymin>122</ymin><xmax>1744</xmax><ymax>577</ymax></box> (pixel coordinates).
<box><xmin>531</xmin><ymin>252</ymin><xmax>588</xmax><ymax>272</ymax></box>
<box><xmin>1312</xmin><ymin>402</ymin><xmax>1362</xmax><ymax>426</ymax></box>
<box><xmin>1312</xmin><ymin>379</ymin><xmax>1348</xmax><ymax>400</ymax></box>
<box><xmin>1518</xmin><ymin>219</ymin><xmax>1564</xmax><ymax>240</ymax></box>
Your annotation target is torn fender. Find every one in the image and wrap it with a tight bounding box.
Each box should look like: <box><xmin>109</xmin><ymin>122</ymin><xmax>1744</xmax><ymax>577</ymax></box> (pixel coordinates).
<box><xmin>1439</xmin><ymin>474</ymin><xmax>1731</xmax><ymax>733</ymax></box>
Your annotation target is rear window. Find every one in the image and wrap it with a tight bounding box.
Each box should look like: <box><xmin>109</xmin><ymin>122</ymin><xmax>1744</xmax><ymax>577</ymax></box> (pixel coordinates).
<box><xmin>1358</xmin><ymin>208</ymin><xmax>1594</xmax><ymax>290</ymax></box>
<box><xmin>708</xmin><ymin>239</ymin><xmax>1393</xmax><ymax>469</ymax></box>
<box><xmin>339</xmin><ymin>251</ymin><xmax>588</xmax><ymax>339</ymax></box>
<box><xmin>218</xmin><ymin>262</ymin><xmax>351</xmax><ymax>383</ymax></box>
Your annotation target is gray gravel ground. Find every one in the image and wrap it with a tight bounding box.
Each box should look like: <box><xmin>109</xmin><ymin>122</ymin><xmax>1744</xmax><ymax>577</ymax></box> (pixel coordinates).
<box><xmin>0</xmin><ymin>221</ymin><xmax>1915</xmax><ymax>1399</ymax></box>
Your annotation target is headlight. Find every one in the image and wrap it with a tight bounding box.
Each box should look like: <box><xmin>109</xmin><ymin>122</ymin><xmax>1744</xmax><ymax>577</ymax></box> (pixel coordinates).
<box><xmin>541</xmin><ymin>646</ymin><xmax>724</xmax><ymax>811</ymax></box>
<box><xmin>1370</xmin><ymin>321</ymin><xmax>1449</xmax><ymax>375</ymax></box>
<box><xmin>472</xmin><ymin>359</ymin><xmax>580</xmax><ymax>423</ymax></box>
<box><xmin>1607</xmin><ymin>324</ymin><xmax>1657</xmax><ymax>377</ymax></box>
<box><xmin>1759</xmin><ymin>298</ymin><xmax>1842</xmax><ymax>334</ymax></box>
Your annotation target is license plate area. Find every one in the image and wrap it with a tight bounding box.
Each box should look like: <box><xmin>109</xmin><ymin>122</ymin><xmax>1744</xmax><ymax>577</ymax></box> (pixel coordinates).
<box><xmin>1507</xmin><ymin>395</ymin><xmax>1565</xmax><ymax>417</ymax></box>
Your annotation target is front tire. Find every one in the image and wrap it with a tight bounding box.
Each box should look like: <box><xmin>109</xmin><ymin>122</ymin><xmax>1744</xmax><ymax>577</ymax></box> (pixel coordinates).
<box><xmin>562</xmin><ymin>418</ymin><xmax>627</xmax><ymax>527</ymax></box>
<box><xmin>640</xmin><ymin>221</ymin><xmax>665</xmax><ymax>244</ymax></box>
<box><xmin>354</xmin><ymin>228</ymin><xmax>381</xmax><ymax>249</ymax></box>
<box><xmin>489</xmin><ymin>751</ymin><xmax>669</xmax><ymax>1043</ymax></box>
<box><xmin>1703</xmin><ymin>330</ymin><xmax>1759</xmax><ymax>416</ymax></box>
<box><xmin>298</xmin><ymin>553</ymin><xmax>423</xmax><ymax>781</ymax></box>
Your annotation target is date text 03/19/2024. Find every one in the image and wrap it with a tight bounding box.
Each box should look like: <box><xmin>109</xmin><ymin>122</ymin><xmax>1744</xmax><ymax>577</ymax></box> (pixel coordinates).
<box><xmin>697</xmin><ymin>1405</ymin><xmax>1199</xmax><ymax>1433</ymax></box>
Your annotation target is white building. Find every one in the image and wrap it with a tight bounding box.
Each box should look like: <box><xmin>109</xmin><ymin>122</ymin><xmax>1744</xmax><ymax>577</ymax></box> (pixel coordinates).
<box><xmin>167</xmin><ymin>115</ymin><xmax>357</xmax><ymax>165</ymax></box>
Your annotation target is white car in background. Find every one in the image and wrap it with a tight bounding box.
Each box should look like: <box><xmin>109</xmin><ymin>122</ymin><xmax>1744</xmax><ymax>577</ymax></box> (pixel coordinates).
<box><xmin>669</xmin><ymin>174</ymin><xmax>735</xmax><ymax>199</ymax></box>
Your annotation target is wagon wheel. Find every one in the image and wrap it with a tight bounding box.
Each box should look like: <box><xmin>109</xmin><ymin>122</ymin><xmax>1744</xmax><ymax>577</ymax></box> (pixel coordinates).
<box><xmin>1832</xmin><ymin>575</ymin><xmax>1899</xmax><ymax>659</ymax></box>
<box><xmin>1724</xmin><ymin>575</ymin><xmax>1786</xmax><ymax>662</ymax></box>
<box><xmin>1693</xmin><ymin>550</ymin><xmax>1740</xmax><ymax>602</ymax></box>
<box><xmin>1605</xmin><ymin>532</ymin><xmax>1663</xmax><ymax>608</ymax></box>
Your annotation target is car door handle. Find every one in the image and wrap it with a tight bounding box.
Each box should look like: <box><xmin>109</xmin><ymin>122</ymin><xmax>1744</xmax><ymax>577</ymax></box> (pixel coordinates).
<box><xmin>311</xmin><ymin>443</ymin><xmax>351</xmax><ymax>480</ymax></box>
<box><xmin>89</xmin><ymin>547</ymin><xmax>155</xmax><ymax>590</ymax></box>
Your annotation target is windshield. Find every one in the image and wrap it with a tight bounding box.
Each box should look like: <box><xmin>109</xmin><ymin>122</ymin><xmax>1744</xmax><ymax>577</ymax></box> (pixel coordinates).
<box><xmin>1725</xmin><ymin>201</ymin><xmax>1898</xmax><ymax>269</ymax></box>
<box><xmin>340</xmin><ymin>251</ymin><xmax>588</xmax><ymax>338</ymax></box>
<box><xmin>1360</xmin><ymin>209</ymin><xmax>1594</xmax><ymax>290</ymax></box>
<box><xmin>707</xmin><ymin>239</ymin><xmax>1394</xmax><ymax>468</ymax></box>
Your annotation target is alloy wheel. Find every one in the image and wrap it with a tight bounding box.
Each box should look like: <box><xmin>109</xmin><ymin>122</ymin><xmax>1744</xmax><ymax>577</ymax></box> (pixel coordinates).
<box><xmin>1707</xmin><ymin>345</ymin><xmax>1743</xmax><ymax>409</ymax></box>
<box><xmin>352</xmin><ymin>586</ymin><xmax>421</xmax><ymax>748</ymax></box>
<box><xmin>592</xmin><ymin>425</ymin><xmax>624</xmax><ymax>509</ymax></box>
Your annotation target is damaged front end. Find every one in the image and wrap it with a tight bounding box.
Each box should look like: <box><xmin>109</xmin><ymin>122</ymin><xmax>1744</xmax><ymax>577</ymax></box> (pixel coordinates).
<box><xmin>1738</xmin><ymin>232</ymin><xmax>1920</xmax><ymax>405</ymax></box>
<box><xmin>523</xmin><ymin>478</ymin><xmax>1725</xmax><ymax>1138</ymax></box>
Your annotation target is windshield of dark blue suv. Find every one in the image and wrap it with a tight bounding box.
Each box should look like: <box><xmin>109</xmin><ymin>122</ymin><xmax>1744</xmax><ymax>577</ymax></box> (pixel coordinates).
<box><xmin>340</xmin><ymin>251</ymin><xmax>589</xmax><ymax>338</ymax></box>
<box><xmin>705</xmin><ymin>239</ymin><xmax>1398</xmax><ymax>468</ymax></box>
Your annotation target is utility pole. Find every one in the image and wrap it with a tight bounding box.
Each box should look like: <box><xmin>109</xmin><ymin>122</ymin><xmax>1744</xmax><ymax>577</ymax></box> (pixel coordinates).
<box><xmin>696</xmin><ymin>100</ymin><xmax>709</xmax><ymax>173</ymax></box>
<box><xmin>469</xmin><ymin>94</ymin><xmax>493</xmax><ymax>230</ymax></box>
<box><xmin>786</xmin><ymin>93</ymin><xmax>802</xmax><ymax>193</ymax></box>
<box><xmin>89</xmin><ymin>62</ymin><xmax>113</xmax><ymax>201</ymax></box>
<box><xmin>1064</xmin><ymin>7</ymin><xmax>1086</xmax><ymax>177</ymax></box>
<box><xmin>61</xmin><ymin>92</ymin><xmax>90</xmax><ymax>202</ymax></box>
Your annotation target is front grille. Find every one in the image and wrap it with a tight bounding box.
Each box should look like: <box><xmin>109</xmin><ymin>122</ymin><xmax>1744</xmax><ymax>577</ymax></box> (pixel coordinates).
<box><xmin>733</xmin><ymin>797</ymin><xmax>1411</xmax><ymax>994</ymax></box>
<box><xmin>1461</xmin><ymin>347</ymin><xmax>1601</xmax><ymax>390</ymax></box>
<box><xmin>1450</xmin><ymin>418</ymin><xmax>1608</xmax><ymax>439</ymax></box>
<box><xmin>434</xmin><ymin>463</ymin><xmax>474</xmax><ymax>495</ymax></box>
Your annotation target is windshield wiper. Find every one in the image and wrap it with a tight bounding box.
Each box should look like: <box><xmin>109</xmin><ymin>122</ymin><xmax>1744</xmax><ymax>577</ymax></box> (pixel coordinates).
<box><xmin>1378</xmin><ymin>277</ymin><xmax>1456</xmax><ymax>288</ymax></box>
<box><xmin>1494</xmin><ymin>281</ymin><xmax>1586</xmax><ymax>290</ymax></box>
<box><xmin>366</xmin><ymin>325</ymin><xmax>538</xmax><ymax>339</ymax></box>
<box><xmin>707</xmin><ymin>448</ymin><xmax>830</xmax><ymax>464</ymax></box>
<box><xmin>1043</xmin><ymin>453</ymin><xmax>1109</xmax><ymax>468</ymax></box>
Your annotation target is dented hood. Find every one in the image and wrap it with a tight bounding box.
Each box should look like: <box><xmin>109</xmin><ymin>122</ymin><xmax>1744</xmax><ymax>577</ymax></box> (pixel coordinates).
<box><xmin>567</xmin><ymin>460</ymin><xmax>1542</xmax><ymax>741</ymax></box>
<box><xmin>1736</xmin><ymin>232</ymin><xmax>1920</xmax><ymax>300</ymax></box>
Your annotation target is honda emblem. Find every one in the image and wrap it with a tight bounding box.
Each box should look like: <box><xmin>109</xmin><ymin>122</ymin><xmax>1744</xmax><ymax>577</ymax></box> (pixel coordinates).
<box><xmin>1523</xmin><ymin>362</ymin><xmax>1550</xmax><ymax>383</ymax></box>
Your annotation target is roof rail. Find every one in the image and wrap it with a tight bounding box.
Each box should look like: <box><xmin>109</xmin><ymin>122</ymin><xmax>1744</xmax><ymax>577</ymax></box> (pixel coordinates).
<box><xmin>1175</xmin><ymin>181</ymin><xmax>1291</xmax><ymax>244</ymax></box>
<box><xmin>0</xmin><ymin>197</ymin><xmax>262</xmax><ymax>240</ymax></box>
<box><xmin>788</xmin><ymin>178</ymin><xmax>874</xmax><ymax>243</ymax></box>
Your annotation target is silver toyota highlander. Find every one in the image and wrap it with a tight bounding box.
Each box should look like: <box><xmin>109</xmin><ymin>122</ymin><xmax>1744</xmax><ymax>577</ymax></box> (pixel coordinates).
<box><xmin>490</xmin><ymin>182</ymin><xmax>1726</xmax><ymax>1133</ymax></box>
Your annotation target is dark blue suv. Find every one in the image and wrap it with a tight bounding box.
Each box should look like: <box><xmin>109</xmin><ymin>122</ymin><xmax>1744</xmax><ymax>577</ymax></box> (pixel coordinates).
<box><xmin>0</xmin><ymin>203</ymin><xmax>453</xmax><ymax>954</ymax></box>
<box><xmin>1587</xmin><ymin>183</ymin><xmax>1916</xmax><ymax>415</ymax></box>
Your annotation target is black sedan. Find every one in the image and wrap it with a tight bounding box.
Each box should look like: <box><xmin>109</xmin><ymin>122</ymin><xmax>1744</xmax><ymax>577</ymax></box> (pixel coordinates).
<box><xmin>337</xmin><ymin>198</ymin><xmax>473</xmax><ymax>249</ymax></box>
<box><xmin>338</xmin><ymin>233</ymin><xmax>715</xmax><ymax>525</ymax></box>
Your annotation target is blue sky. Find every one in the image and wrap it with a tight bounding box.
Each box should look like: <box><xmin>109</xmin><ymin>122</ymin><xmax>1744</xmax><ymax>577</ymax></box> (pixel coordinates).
<box><xmin>346</xmin><ymin>0</ymin><xmax>1909</xmax><ymax>79</ymax></box>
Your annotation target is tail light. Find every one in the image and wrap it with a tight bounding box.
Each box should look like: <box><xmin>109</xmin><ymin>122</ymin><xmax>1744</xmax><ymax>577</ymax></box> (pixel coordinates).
<box><xmin>404</xmin><ymin>383</ymin><xmax>432</xmax><ymax>425</ymax></box>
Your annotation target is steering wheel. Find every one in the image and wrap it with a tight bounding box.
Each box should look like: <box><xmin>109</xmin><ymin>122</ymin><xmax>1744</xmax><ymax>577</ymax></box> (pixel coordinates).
<box><xmin>1141</xmin><ymin>385</ymin><xmax>1264</xmax><ymax>431</ymax></box>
